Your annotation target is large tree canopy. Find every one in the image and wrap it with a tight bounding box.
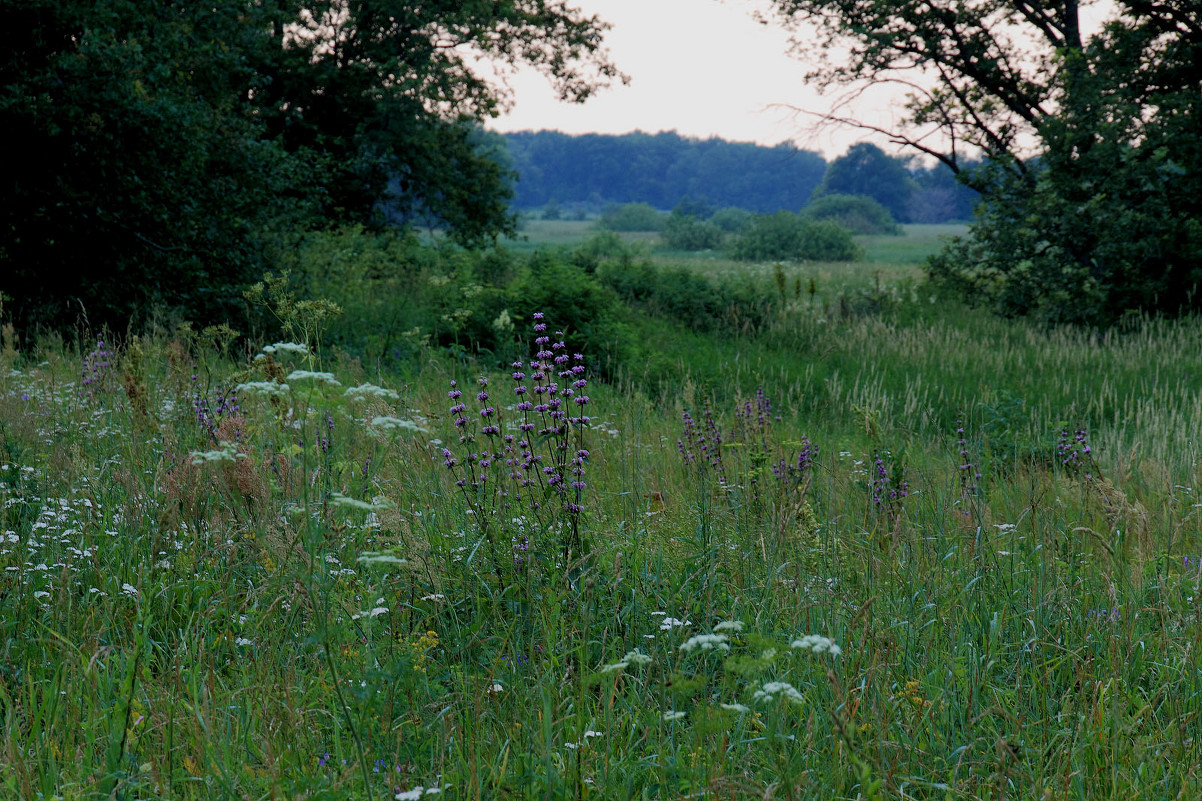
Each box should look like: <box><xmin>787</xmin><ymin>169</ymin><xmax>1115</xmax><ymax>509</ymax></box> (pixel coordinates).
<box><xmin>766</xmin><ymin>0</ymin><xmax>1202</xmax><ymax>323</ymax></box>
<box><xmin>1</xmin><ymin>0</ymin><xmax>621</xmax><ymax>329</ymax></box>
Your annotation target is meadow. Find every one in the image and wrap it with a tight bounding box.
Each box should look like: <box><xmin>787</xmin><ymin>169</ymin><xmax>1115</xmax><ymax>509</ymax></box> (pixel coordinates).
<box><xmin>1</xmin><ymin>222</ymin><xmax>1201</xmax><ymax>800</ymax></box>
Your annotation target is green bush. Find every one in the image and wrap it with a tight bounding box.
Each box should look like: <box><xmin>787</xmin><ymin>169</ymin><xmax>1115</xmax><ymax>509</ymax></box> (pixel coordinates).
<box><xmin>803</xmin><ymin>194</ymin><xmax>902</xmax><ymax>235</ymax></box>
<box><xmin>598</xmin><ymin>260</ymin><xmax>771</xmax><ymax>334</ymax></box>
<box><xmin>661</xmin><ymin>214</ymin><xmax>725</xmax><ymax>251</ymax></box>
<box><xmin>730</xmin><ymin>212</ymin><xmax>862</xmax><ymax>262</ymax></box>
<box><xmin>709</xmin><ymin>206</ymin><xmax>754</xmax><ymax>233</ymax></box>
<box><xmin>596</xmin><ymin>202</ymin><xmax>666</xmax><ymax>232</ymax></box>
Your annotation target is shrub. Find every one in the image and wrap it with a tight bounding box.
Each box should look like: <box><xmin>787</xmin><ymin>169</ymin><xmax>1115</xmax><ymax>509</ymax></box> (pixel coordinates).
<box><xmin>661</xmin><ymin>214</ymin><xmax>725</xmax><ymax>251</ymax></box>
<box><xmin>730</xmin><ymin>212</ymin><xmax>862</xmax><ymax>262</ymax></box>
<box><xmin>596</xmin><ymin>202</ymin><xmax>666</xmax><ymax>232</ymax></box>
<box><xmin>802</xmin><ymin>194</ymin><xmax>902</xmax><ymax>235</ymax></box>
<box><xmin>709</xmin><ymin>207</ymin><xmax>754</xmax><ymax>233</ymax></box>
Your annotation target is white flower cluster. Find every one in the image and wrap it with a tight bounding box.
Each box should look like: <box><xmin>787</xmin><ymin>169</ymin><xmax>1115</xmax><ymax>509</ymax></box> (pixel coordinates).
<box><xmin>600</xmin><ymin>649</ymin><xmax>653</xmax><ymax>673</ymax></box>
<box><xmin>286</xmin><ymin>370</ymin><xmax>341</xmax><ymax>386</ymax></box>
<box><xmin>753</xmin><ymin>681</ymin><xmax>805</xmax><ymax>705</ymax></box>
<box><xmin>720</xmin><ymin>702</ymin><xmax>750</xmax><ymax>714</ymax></box>
<box><xmin>262</xmin><ymin>342</ymin><xmax>310</xmax><ymax>356</ymax></box>
<box><xmin>356</xmin><ymin>552</ymin><xmax>407</xmax><ymax>566</ymax></box>
<box><xmin>790</xmin><ymin>634</ymin><xmax>843</xmax><ymax>656</ymax></box>
<box><xmin>235</xmin><ymin>380</ymin><xmax>290</xmax><ymax>397</ymax></box>
<box><xmin>189</xmin><ymin>441</ymin><xmax>244</xmax><ymax>465</ymax></box>
<box><xmin>330</xmin><ymin>492</ymin><xmax>391</xmax><ymax>512</ymax></box>
<box><xmin>658</xmin><ymin>615</ymin><xmax>691</xmax><ymax>631</ymax></box>
<box><xmin>713</xmin><ymin>620</ymin><xmax>744</xmax><ymax>633</ymax></box>
<box><xmin>662</xmin><ymin>710</ymin><xmax>686</xmax><ymax>722</ymax></box>
<box><xmin>344</xmin><ymin>383</ymin><xmax>399</xmax><ymax>401</ymax></box>
<box><xmin>679</xmin><ymin>633</ymin><xmax>731</xmax><ymax>654</ymax></box>
<box><xmin>351</xmin><ymin>599</ymin><xmax>389</xmax><ymax>621</ymax></box>
<box><xmin>370</xmin><ymin>416</ymin><xmax>428</xmax><ymax>434</ymax></box>
<box><xmin>395</xmin><ymin>786</ymin><xmax>444</xmax><ymax>800</ymax></box>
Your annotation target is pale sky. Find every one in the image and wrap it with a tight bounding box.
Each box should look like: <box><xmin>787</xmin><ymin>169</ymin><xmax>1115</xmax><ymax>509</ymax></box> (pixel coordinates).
<box><xmin>487</xmin><ymin>0</ymin><xmax>908</xmax><ymax>159</ymax></box>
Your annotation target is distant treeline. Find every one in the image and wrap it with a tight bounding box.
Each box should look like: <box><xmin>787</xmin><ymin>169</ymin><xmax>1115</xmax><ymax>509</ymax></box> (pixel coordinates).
<box><xmin>502</xmin><ymin>130</ymin><xmax>980</xmax><ymax>223</ymax></box>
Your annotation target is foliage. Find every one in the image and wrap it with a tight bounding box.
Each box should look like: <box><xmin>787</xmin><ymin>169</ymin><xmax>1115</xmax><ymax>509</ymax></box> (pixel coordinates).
<box><xmin>3</xmin><ymin>281</ymin><xmax>1201</xmax><ymax>798</ymax></box>
<box><xmin>730</xmin><ymin>212</ymin><xmax>862</xmax><ymax>262</ymax></box>
<box><xmin>813</xmin><ymin>144</ymin><xmax>914</xmax><ymax>222</ymax></box>
<box><xmin>504</xmin><ymin>130</ymin><xmax>829</xmax><ymax>213</ymax></box>
<box><xmin>0</xmin><ymin>0</ymin><xmax>621</xmax><ymax>331</ymax></box>
<box><xmin>709</xmin><ymin>206</ymin><xmax>755</xmax><ymax>233</ymax></box>
<box><xmin>766</xmin><ymin>0</ymin><xmax>1202</xmax><ymax>323</ymax></box>
<box><xmin>803</xmin><ymin>194</ymin><xmax>902</xmax><ymax>235</ymax></box>
<box><xmin>596</xmin><ymin>202</ymin><xmax>666</xmax><ymax>232</ymax></box>
<box><xmin>598</xmin><ymin>261</ymin><xmax>771</xmax><ymax>334</ymax></box>
<box><xmin>661</xmin><ymin>213</ymin><xmax>726</xmax><ymax>251</ymax></box>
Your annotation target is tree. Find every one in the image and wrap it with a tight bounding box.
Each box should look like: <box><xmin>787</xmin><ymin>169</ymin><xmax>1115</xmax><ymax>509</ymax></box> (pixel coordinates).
<box><xmin>1</xmin><ymin>0</ymin><xmax>621</xmax><ymax>330</ymax></box>
<box><xmin>813</xmin><ymin>143</ymin><xmax>914</xmax><ymax>222</ymax></box>
<box><xmin>765</xmin><ymin>0</ymin><xmax>1202</xmax><ymax>323</ymax></box>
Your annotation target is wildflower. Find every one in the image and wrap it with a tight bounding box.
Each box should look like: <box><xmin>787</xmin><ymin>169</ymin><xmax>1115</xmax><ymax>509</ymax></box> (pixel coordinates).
<box><xmin>330</xmin><ymin>492</ymin><xmax>392</xmax><ymax>512</ymax></box>
<box><xmin>662</xmin><ymin>710</ymin><xmax>687</xmax><ymax>722</ymax></box>
<box><xmin>286</xmin><ymin>370</ymin><xmax>341</xmax><ymax>385</ymax></box>
<box><xmin>395</xmin><ymin>787</ymin><xmax>444</xmax><ymax>800</ymax></box>
<box><xmin>720</xmin><ymin>702</ymin><xmax>750</xmax><ymax>714</ymax></box>
<box><xmin>356</xmin><ymin>552</ymin><xmax>407</xmax><ymax>566</ymax></box>
<box><xmin>121</xmin><ymin>583</ymin><xmax>139</xmax><ymax>597</ymax></box>
<box><xmin>189</xmin><ymin>441</ymin><xmax>244</xmax><ymax>465</ymax></box>
<box><xmin>679</xmin><ymin>633</ymin><xmax>731</xmax><ymax>653</ymax></box>
<box><xmin>790</xmin><ymin>634</ymin><xmax>843</xmax><ymax>656</ymax></box>
<box><xmin>713</xmin><ymin>620</ymin><xmax>744</xmax><ymax>633</ymax></box>
<box><xmin>262</xmin><ymin>342</ymin><xmax>309</xmax><ymax>356</ymax></box>
<box><xmin>622</xmin><ymin>650</ymin><xmax>652</xmax><ymax>666</ymax></box>
<box><xmin>370</xmin><ymin>416</ymin><xmax>428</xmax><ymax>433</ymax></box>
<box><xmin>351</xmin><ymin>603</ymin><xmax>389</xmax><ymax>620</ymax></box>
<box><xmin>659</xmin><ymin>616</ymin><xmax>691</xmax><ymax>631</ymax></box>
<box><xmin>344</xmin><ymin>383</ymin><xmax>400</xmax><ymax>401</ymax></box>
<box><xmin>235</xmin><ymin>380</ymin><xmax>290</xmax><ymax>397</ymax></box>
<box><xmin>753</xmin><ymin>681</ymin><xmax>804</xmax><ymax>705</ymax></box>
<box><xmin>235</xmin><ymin>637</ymin><xmax>253</xmax><ymax>647</ymax></box>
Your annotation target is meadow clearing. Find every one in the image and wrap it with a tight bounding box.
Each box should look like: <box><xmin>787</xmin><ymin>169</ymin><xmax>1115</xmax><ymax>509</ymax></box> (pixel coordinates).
<box><xmin>2</xmin><ymin>223</ymin><xmax>1201</xmax><ymax>800</ymax></box>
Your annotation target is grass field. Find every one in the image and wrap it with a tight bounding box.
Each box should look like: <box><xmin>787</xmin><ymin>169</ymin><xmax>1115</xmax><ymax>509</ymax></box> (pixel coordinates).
<box><xmin>2</xmin><ymin>223</ymin><xmax>1201</xmax><ymax>800</ymax></box>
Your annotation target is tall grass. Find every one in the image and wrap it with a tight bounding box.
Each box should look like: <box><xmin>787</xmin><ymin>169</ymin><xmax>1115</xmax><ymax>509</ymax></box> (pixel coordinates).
<box><xmin>1</xmin><ymin>280</ymin><xmax>1200</xmax><ymax>799</ymax></box>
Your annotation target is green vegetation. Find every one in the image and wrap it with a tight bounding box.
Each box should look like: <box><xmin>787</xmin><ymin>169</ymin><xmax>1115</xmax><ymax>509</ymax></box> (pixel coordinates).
<box><xmin>1</xmin><ymin>0</ymin><xmax>621</xmax><ymax>331</ymax></box>
<box><xmin>3</xmin><ymin>227</ymin><xmax>1200</xmax><ymax>798</ymax></box>
<box><xmin>767</xmin><ymin>0</ymin><xmax>1202</xmax><ymax>323</ymax></box>
<box><xmin>803</xmin><ymin>194</ymin><xmax>902</xmax><ymax>236</ymax></box>
<box><xmin>730</xmin><ymin>212</ymin><xmax>862</xmax><ymax>262</ymax></box>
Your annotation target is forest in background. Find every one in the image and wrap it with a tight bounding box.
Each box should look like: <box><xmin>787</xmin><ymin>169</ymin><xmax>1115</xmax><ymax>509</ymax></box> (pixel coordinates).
<box><xmin>501</xmin><ymin>131</ymin><xmax>981</xmax><ymax>223</ymax></box>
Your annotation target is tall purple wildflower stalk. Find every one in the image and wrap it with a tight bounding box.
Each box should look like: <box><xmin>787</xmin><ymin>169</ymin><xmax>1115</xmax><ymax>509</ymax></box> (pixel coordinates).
<box><xmin>956</xmin><ymin>415</ymin><xmax>982</xmax><ymax>518</ymax></box>
<box><xmin>443</xmin><ymin>313</ymin><xmax>590</xmax><ymax>578</ymax></box>
<box><xmin>871</xmin><ymin>451</ymin><xmax>909</xmax><ymax>525</ymax></box>
<box><xmin>80</xmin><ymin>338</ymin><xmax>116</xmax><ymax>399</ymax></box>
<box><xmin>1057</xmin><ymin>426</ymin><xmax>1099</xmax><ymax>480</ymax></box>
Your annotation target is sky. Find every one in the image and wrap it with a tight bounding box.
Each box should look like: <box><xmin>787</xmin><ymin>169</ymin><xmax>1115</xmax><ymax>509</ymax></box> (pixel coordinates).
<box><xmin>487</xmin><ymin>0</ymin><xmax>909</xmax><ymax>159</ymax></box>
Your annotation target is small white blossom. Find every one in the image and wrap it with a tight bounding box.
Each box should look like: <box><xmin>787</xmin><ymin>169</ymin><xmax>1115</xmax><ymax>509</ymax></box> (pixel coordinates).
<box><xmin>395</xmin><ymin>787</ymin><xmax>443</xmax><ymax>800</ymax></box>
<box><xmin>790</xmin><ymin>634</ymin><xmax>843</xmax><ymax>657</ymax></box>
<box><xmin>713</xmin><ymin>620</ymin><xmax>744</xmax><ymax>633</ymax></box>
<box><xmin>234</xmin><ymin>381</ymin><xmax>290</xmax><ymax>397</ymax></box>
<box><xmin>351</xmin><ymin>606</ymin><xmax>389</xmax><ymax>621</ymax></box>
<box><xmin>189</xmin><ymin>441</ymin><xmax>245</xmax><ymax>465</ymax></box>
<box><xmin>662</xmin><ymin>710</ymin><xmax>687</xmax><ymax>722</ymax></box>
<box><xmin>659</xmin><ymin>616</ymin><xmax>691</xmax><ymax>631</ymax></box>
<box><xmin>679</xmin><ymin>633</ymin><xmax>731</xmax><ymax>653</ymax></box>
<box><xmin>370</xmin><ymin>416</ymin><xmax>428</xmax><ymax>434</ymax></box>
<box><xmin>331</xmin><ymin>493</ymin><xmax>391</xmax><ymax>512</ymax></box>
<box><xmin>720</xmin><ymin>703</ymin><xmax>751</xmax><ymax>714</ymax></box>
<box><xmin>622</xmin><ymin>650</ymin><xmax>652</xmax><ymax>666</ymax></box>
<box><xmin>357</xmin><ymin>552</ymin><xmax>407</xmax><ymax>566</ymax></box>
<box><xmin>344</xmin><ymin>383</ymin><xmax>400</xmax><ymax>401</ymax></box>
<box><xmin>235</xmin><ymin>637</ymin><xmax>253</xmax><ymax>647</ymax></box>
<box><xmin>121</xmin><ymin>583</ymin><xmax>139</xmax><ymax>597</ymax></box>
<box><xmin>286</xmin><ymin>370</ymin><xmax>341</xmax><ymax>386</ymax></box>
<box><xmin>753</xmin><ymin>681</ymin><xmax>805</xmax><ymax>705</ymax></box>
<box><xmin>262</xmin><ymin>342</ymin><xmax>309</xmax><ymax>356</ymax></box>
